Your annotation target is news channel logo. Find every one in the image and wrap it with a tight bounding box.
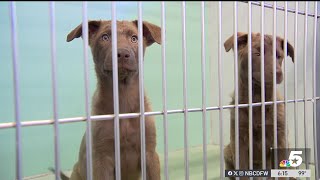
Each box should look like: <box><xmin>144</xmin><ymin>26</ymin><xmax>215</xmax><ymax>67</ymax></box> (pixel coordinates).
<box><xmin>225</xmin><ymin>148</ymin><xmax>311</xmax><ymax>178</ymax></box>
<box><xmin>271</xmin><ymin>148</ymin><xmax>311</xmax><ymax>169</ymax></box>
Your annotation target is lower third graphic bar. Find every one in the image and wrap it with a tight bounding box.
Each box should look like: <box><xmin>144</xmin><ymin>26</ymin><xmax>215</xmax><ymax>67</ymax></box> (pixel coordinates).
<box><xmin>225</xmin><ymin>170</ymin><xmax>271</xmax><ymax>177</ymax></box>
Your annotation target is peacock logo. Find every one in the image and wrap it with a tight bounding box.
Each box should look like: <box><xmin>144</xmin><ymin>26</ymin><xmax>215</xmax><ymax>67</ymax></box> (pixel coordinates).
<box><xmin>279</xmin><ymin>160</ymin><xmax>291</xmax><ymax>167</ymax></box>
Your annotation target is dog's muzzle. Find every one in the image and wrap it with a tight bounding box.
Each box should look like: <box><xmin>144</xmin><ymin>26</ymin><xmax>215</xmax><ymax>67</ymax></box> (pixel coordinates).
<box><xmin>103</xmin><ymin>48</ymin><xmax>138</xmax><ymax>80</ymax></box>
<box><xmin>103</xmin><ymin>68</ymin><xmax>137</xmax><ymax>80</ymax></box>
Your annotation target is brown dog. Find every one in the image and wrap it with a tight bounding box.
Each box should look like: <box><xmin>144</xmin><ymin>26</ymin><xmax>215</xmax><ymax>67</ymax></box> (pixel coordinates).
<box><xmin>63</xmin><ymin>20</ymin><xmax>161</xmax><ymax>180</ymax></box>
<box><xmin>223</xmin><ymin>32</ymin><xmax>296</xmax><ymax>179</ymax></box>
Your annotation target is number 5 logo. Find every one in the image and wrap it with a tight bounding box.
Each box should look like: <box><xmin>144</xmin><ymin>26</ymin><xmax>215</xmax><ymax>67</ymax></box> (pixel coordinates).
<box><xmin>288</xmin><ymin>151</ymin><xmax>303</xmax><ymax>167</ymax></box>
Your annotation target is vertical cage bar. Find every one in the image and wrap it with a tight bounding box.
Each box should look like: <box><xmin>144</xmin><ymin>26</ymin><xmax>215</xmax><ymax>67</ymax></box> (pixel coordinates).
<box><xmin>81</xmin><ymin>2</ymin><xmax>93</xmax><ymax>180</ymax></box>
<box><xmin>316</xmin><ymin>1</ymin><xmax>320</xmax><ymax>178</ymax></box>
<box><xmin>247</xmin><ymin>1</ymin><xmax>253</xmax><ymax>174</ymax></box>
<box><xmin>313</xmin><ymin>2</ymin><xmax>319</xmax><ymax>179</ymax></box>
<box><xmin>318</xmin><ymin>12</ymin><xmax>320</xmax><ymax>180</ymax></box>
<box><xmin>294</xmin><ymin>1</ymin><xmax>299</xmax><ymax>149</ymax></box>
<box><xmin>111</xmin><ymin>2</ymin><xmax>121</xmax><ymax>180</ymax></box>
<box><xmin>9</xmin><ymin>2</ymin><xmax>22</xmax><ymax>180</ymax></box>
<box><xmin>218</xmin><ymin>1</ymin><xmax>224</xmax><ymax>178</ymax></box>
<box><xmin>233</xmin><ymin>1</ymin><xmax>240</xmax><ymax>173</ymax></box>
<box><xmin>283</xmin><ymin>0</ymin><xmax>289</xmax><ymax>158</ymax></box>
<box><xmin>303</xmin><ymin>2</ymin><xmax>310</xmax><ymax>173</ymax></box>
<box><xmin>317</xmin><ymin>0</ymin><xmax>320</xmax><ymax>177</ymax></box>
<box><xmin>161</xmin><ymin>2</ymin><xmax>169</xmax><ymax>180</ymax></box>
<box><xmin>272</xmin><ymin>1</ymin><xmax>278</xmax><ymax>172</ymax></box>
<box><xmin>260</xmin><ymin>1</ymin><xmax>266</xmax><ymax>171</ymax></box>
<box><xmin>283</xmin><ymin>3</ymin><xmax>289</xmax><ymax>180</ymax></box>
<box><xmin>200</xmin><ymin>2</ymin><xmax>207</xmax><ymax>180</ymax></box>
<box><xmin>138</xmin><ymin>2</ymin><xmax>147</xmax><ymax>180</ymax></box>
<box><xmin>181</xmin><ymin>2</ymin><xmax>189</xmax><ymax>180</ymax></box>
<box><xmin>49</xmin><ymin>2</ymin><xmax>61</xmax><ymax>180</ymax></box>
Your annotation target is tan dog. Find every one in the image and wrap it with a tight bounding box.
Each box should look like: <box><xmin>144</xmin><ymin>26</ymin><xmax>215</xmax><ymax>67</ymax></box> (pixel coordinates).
<box><xmin>62</xmin><ymin>20</ymin><xmax>161</xmax><ymax>180</ymax></box>
<box><xmin>223</xmin><ymin>32</ymin><xmax>296</xmax><ymax>180</ymax></box>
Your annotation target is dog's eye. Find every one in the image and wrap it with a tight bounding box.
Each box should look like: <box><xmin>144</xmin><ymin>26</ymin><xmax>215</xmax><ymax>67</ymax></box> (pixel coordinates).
<box><xmin>277</xmin><ymin>55</ymin><xmax>281</xmax><ymax>59</ymax></box>
<box><xmin>255</xmin><ymin>52</ymin><xmax>260</xmax><ymax>56</ymax></box>
<box><xmin>131</xmin><ymin>35</ymin><xmax>138</xmax><ymax>43</ymax></box>
<box><xmin>102</xmin><ymin>34</ymin><xmax>109</xmax><ymax>41</ymax></box>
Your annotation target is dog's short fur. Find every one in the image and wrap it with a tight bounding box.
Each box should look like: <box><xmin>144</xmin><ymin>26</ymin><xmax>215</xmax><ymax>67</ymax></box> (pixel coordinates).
<box><xmin>223</xmin><ymin>32</ymin><xmax>295</xmax><ymax>179</ymax></box>
<box><xmin>64</xmin><ymin>20</ymin><xmax>161</xmax><ymax>180</ymax></box>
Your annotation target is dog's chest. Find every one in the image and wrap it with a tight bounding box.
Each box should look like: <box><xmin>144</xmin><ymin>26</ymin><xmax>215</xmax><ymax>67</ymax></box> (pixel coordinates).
<box><xmin>120</xmin><ymin>119</ymin><xmax>141</xmax><ymax>149</ymax></box>
<box><xmin>116</xmin><ymin>119</ymin><xmax>142</xmax><ymax>180</ymax></box>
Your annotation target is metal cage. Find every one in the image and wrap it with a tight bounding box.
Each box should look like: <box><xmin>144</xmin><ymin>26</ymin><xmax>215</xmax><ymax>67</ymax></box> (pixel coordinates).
<box><xmin>1</xmin><ymin>1</ymin><xmax>319</xmax><ymax>180</ymax></box>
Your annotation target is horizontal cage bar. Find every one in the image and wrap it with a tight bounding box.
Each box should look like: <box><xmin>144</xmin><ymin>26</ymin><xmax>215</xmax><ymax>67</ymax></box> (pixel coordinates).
<box><xmin>240</xmin><ymin>1</ymin><xmax>320</xmax><ymax>18</ymax></box>
<box><xmin>1</xmin><ymin>98</ymin><xmax>319</xmax><ymax>129</ymax></box>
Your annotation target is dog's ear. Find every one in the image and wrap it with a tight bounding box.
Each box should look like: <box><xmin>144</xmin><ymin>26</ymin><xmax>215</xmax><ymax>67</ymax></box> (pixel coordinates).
<box><xmin>280</xmin><ymin>39</ymin><xmax>295</xmax><ymax>62</ymax></box>
<box><xmin>224</xmin><ymin>32</ymin><xmax>248</xmax><ymax>52</ymax></box>
<box><xmin>66</xmin><ymin>20</ymin><xmax>101</xmax><ymax>42</ymax></box>
<box><xmin>132</xmin><ymin>20</ymin><xmax>161</xmax><ymax>46</ymax></box>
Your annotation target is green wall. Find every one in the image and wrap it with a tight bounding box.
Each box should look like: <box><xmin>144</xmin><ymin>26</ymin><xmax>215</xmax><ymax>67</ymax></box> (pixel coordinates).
<box><xmin>0</xmin><ymin>2</ymin><xmax>213</xmax><ymax>179</ymax></box>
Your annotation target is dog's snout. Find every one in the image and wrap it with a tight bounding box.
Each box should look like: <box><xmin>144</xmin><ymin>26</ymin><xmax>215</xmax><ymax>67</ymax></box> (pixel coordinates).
<box><xmin>117</xmin><ymin>49</ymin><xmax>131</xmax><ymax>60</ymax></box>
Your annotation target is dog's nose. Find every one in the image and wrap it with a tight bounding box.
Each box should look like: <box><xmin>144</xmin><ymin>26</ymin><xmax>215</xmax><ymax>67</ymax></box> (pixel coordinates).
<box><xmin>117</xmin><ymin>49</ymin><xmax>131</xmax><ymax>60</ymax></box>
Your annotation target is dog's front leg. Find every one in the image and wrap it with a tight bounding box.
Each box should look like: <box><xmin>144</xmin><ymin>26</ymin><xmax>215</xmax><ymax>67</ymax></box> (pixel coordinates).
<box><xmin>146</xmin><ymin>151</ymin><xmax>161</xmax><ymax>180</ymax></box>
<box><xmin>238</xmin><ymin>139</ymin><xmax>249</xmax><ymax>170</ymax></box>
<box><xmin>238</xmin><ymin>138</ymin><xmax>249</xmax><ymax>180</ymax></box>
<box><xmin>92</xmin><ymin>156</ymin><xmax>115</xmax><ymax>180</ymax></box>
<box><xmin>69</xmin><ymin>161</ymin><xmax>84</xmax><ymax>180</ymax></box>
